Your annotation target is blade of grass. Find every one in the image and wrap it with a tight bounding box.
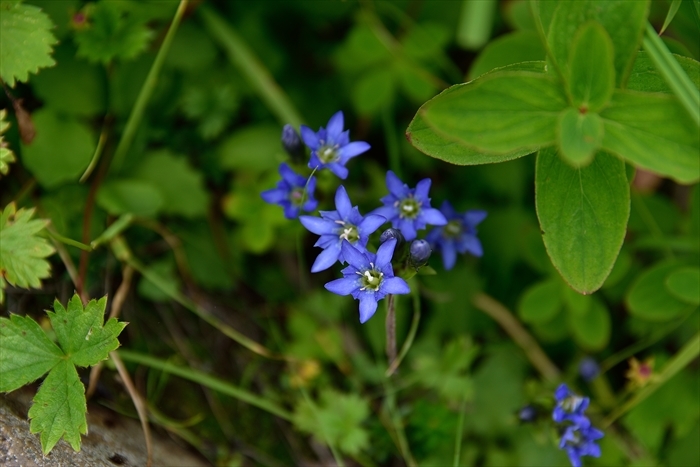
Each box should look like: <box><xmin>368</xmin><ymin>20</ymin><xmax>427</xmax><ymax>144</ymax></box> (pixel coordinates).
<box><xmin>118</xmin><ymin>349</ymin><xmax>293</xmax><ymax>421</ymax></box>
<box><xmin>199</xmin><ymin>5</ymin><xmax>304</xmax><ymax>127</ymax></box>
<box><xmin>642</xmin><ymin>22</ymin><xmax>700</xmax><ymax>126</ymax></box>
<box><xmin>111</xmin><ymin>0</ymin><xmax>189</xmax><ymax>171</ymax></box>
<box><xmin>660</xmin><ymin>0</ymin><xmax>683</xmax><ymax>35</ymax></box>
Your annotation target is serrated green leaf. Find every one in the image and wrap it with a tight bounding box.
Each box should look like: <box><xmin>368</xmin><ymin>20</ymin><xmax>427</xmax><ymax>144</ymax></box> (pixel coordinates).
<box><xmin>665</xmin><ymin>266</ymin><xmax>700</xmax><ymax>305</ymax></box>
<box><xmin>517</xmin><ymin>278</ymin><xmax>562</xmax><ymax>324</ymax></box>
<box><xmin>600</xmin><ymin>90</ymin><xmax>700</xmax><ymax>184</ymax></box>
<box><xmin>557</xmin><ymin>108</ymin><xmax>603</xmax><ymax>167</ymax></box>
<box><xmin>0</xmin><ymin>1</ymin><xmax>58</xmax><ymax>86</ymax></box>
<box><xmin>20</xmin><ymin>109</ymin><xmax>95</xmax><ymax>188</ymax></box>
<box><xmin>568</xmin><ymin>22</ymin><xmax>614</xmax><ymax>111</ymax></box>
<box><xmin>96</xmin><ymin>179</ymin><xmax>164</xmax><ymax>217</ymax></box>
<box><xmin>535</xmin><ymin>147</ymin><xmax>630</xmax><ymax>294</ymax></box>
<box><xmin>546</xmin><ymin>0</ymin><xmax>650</xmax><ymax>87</ymax></box>
<box><xmin>627</xmin><ymin>261</ymin><xmax>694</xmax><ymax>321</ymax></box>
<box><xmin>0</xmin><ymin>109</ymin><xmax>16</xmax><ymax>176</ymax></box>
<box><xmin>181</xmin><ymin>83</ymin><xmax>239</xmax><ymax>140</ymax></box>
<box><xmin>0</xmin><ymin>313</ymin><xmax>63</xmax><ymax>392</ymax></box>
<box><xmin>28</xmin><ymin>359</ymin><xmax>87</xmax><ymax>454</ymax></box>
<box><xmin>132</xmin><ymin>150</ymin><xmax>209</xmax><ymax>218</ymax></box>
<box><xmin>218</xmin><ymin>124</ymin><xmax>284</xmax><ymax>173</ymax></box>
<box><xmin>74</xmin><ymin>1</ymin><xmax>153</xmax><ymax>64</ymax></box>
<box><xmin>567</xmin><ymin>297</ymin><xmax>611</xmax><ymax>350</ymax></box>
<box><xmin>0</xmin><ymin>203</ymin><xmax>54</xmax><ymax>295</ymax></box>
<box><xmin>47</xmin><ymin>295</ymin><xmax>126</xmax><ymax>367</ymax></box>
<box><xmin>627</xmin><ymin>52</ymin><xmax>700</xmax><ymax>94</ymax></box>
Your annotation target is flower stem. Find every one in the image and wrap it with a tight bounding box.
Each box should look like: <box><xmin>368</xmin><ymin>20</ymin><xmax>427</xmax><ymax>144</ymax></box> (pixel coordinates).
<box><xmin>386</xmin><ymin>281</ymin><xmax>421</xmax><ymax>377</ymax></box>
<box><xmin>386</xmin><ymin>294</ymin><xmax>397</xmax><ymax>368</ymax></box>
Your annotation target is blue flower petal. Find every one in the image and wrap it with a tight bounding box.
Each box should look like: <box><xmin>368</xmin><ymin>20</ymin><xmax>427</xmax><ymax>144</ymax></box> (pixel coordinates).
<box><xmin>300</xmin><ymin>216</ymin><xmax>336</xmax><ymax>235</ymax></box>
<box><xmin>328</xmin><ymin>162</ymin><xmax>349</xmax><ymax>179</ymax></box>
<box><xmin>279</xmin><ymin>163</ymin><xmax>305</xmax><ymax>186</ymax></box>
<box><xmin>369</xmin><ymin>205</ymin><xmax>396</xmax><ymax>221</ymax></box>
<box><xmin>312</xmin><ymin>246</ymin><xmax>341</xmax><ymax>272</ymax></box>
<box><xmin>375</xmin><ymin>238</ymin><xmax>397</xmax><ymax>268</ymax></box>
<box><xmin>398</xmin><ymin>218</ymin><xmax>417</xmax><ymax>241</ymax></box>
<box><xmin>465</xmin><ymin>210</ymin><xmax>488</xmax><ymax>226</ymax></box>
<box><xmin>441</xmin><ymin>239</ymin><xmax>457</xmax><ymax>270</ymax></box>
<box><xmin>300</xmin><ymin>125</ymin><xmax>319</xmax><ymax>149</ymax></box>
<box><xmin>421</xmin><ymin>207</ymin><xmax>448</xmax><ymax>226</ymax></box>
<box><xmin>326</xmin><ymin>110</ymin><xmax>344</xmax><ymax>141</ymax></box>
<box><xmin>325</xmin><ymin>277</ymin><xmax>359</xmax><ymax>296</ymax></box>
<box><xmin>282</xmin><ymin>203</ymin><xmax>298</xmax><ymax>219</ymax></box>
<box><xmin>261</xmin><ymin>187</ymin><xmax>287</xmax><ymax>204</ymax></box>
<box><xmin>439</xmin><ymin>200</ymin><xmax>457</xmax><ymax>219</ymax></box>
<box><xmin>459</xmin><ymin>235</ymin><xmax>483</xmax><ymax>257</ymax></box>
<box><xmin>339</xmin><ymin>141</ymin><xmax>370</xmax><ymax>161</ymax></box>
<box><xmin>334</xmin><ymin>186</ymin><xmax>353</xmax><ymax>219</ymax></box>
<box><xmin>341</xmin><ymin>240</ymin><xmax>370</xmax><ymax>268</ymax></box>
<box><xmin>358</xmin><ymin>293</ymin><xmax>379</xmax><ymax>323</ymax></box>
<box><xmin>359</xmin><ymin>214</ymin><xmax>387</xmax><ymax>236</ymax></box>
<box><xmin>415</xmin><ymin>178</ymin><xmax>432</xmax><ymax>201</ymax></box>
<box><xmin>386</xmin><ymin>171</ymin><xmax>409</xmax><ymax>198</ymax></box>
<box><xmin>382</xmin><ymin>277</ymin><xmax>410</xmax><ymax>295</ymax></box>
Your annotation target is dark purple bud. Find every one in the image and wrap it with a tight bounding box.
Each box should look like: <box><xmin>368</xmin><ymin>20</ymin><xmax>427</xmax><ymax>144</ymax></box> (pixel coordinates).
<box><xmin>281</xmin><ymin>124</ymin><xmax>303</xmax><ymax>161</ymax></box>
<box><xmin>579</xmin><ymin>357</ymin><xmax>600</xmax><ymax>382</ymax></box>
<box><xmin>518</xmin><ymin>405</ymin><xmax>537</xmax><ymax>422</ymax></box>
<box><xmin>409</xmin><ymin>239</ymin><xmax>431</xmax><ymax>268</ymax></box>
<box><xmin>380</xmin><ymin>228</ymin><xmax>405</xmax><ymax>246</ymax></box>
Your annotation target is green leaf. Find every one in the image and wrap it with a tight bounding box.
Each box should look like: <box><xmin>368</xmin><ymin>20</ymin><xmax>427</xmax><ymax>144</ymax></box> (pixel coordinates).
<box><xmin>467</xmin><ymin>30</ymin><xmax>546</xmax><ymax>80</ymax></box>
<box><xmin>96</xmin><ymin>179</ymin><xmax>164</xmax><ymax>217</ymax></box>
<box><xmin>665</xmin><ymin>266</ymin><xmax>700</xmax><ymax>305</ymax></box>
<box><xmin>352</xmin><ymin>67</ymin><xmax>395</xmax><ymax>115</ymax></box>
<box><xmin>660</xmin><ymin>0</ymin><xmax>683</xmax><ymax>35</ymax></box>
<box><xmin>415</xmin><ymin>71</ymin><xmax>567</xmax><ymax>158</ymax></box>
<box><xmin>47</xmin><ymin>295</ymin><xmax>126</xmax><ymax>368</ymax></box>
<box><xmin>293</xmin><ymin>390</ymin><xmax>370</xmax><ymax>456</ymax></box>
<box><xmin>600</xmin><ymin>90</ymin><xmax>700</xmax><ymax>184</ymax></box>
<box><xmin>567</xmin><ymin>22</ymin><xmax>615</xmax><ymax>111</ymax></box>
<box><xmin>562</xmin><ymin>284</ymin><xmax>592</xmax><ymax>316</ymax></box>
<box><xmin>546</xmin><ymin>0</ymin><xmax>650</xmax><ymax>87</ymax></box>
<box><xmin>28</xmin><ymin>359</ymin><xmax>86</xmax><ymax>454</ymax></box>
<box><xmin>627</xmin><ymin>261</ymin><xmax>694</xmax><ymax>321</ymax></box>
<box><xmin>535</xmin><ymin>147</ymin><xmax>630</xmax><ymax>294</ymax></box>
<box><xmin>517</xmin><ymin>278</ymin><xmax>562</xmax><ymax>324</ymax></box>
<box><xmin>132</xmin><ymin>150</ymin><xmax>209</xmax><ymax>218</ymax></box>
<box><xmin>219</xmin><ymin>124</ymin><xmax>285</xmax><ymax>173</ymax></box>
<box><xmin>0</xmin><ymin>313</ymin><xmax>63</xmax><ymax>392</ymax></box>
<box><xmin>20</xmin><ymin>109</ymin><xmax>95</xmax><ymax>189</ymax></box>
<box><xmin>74</xmin><ymin>1</ymin><xmax>153</xmax><ymax>64</ymax></box>
<box><xmin>567</xmin><ymin>297</ymin><xmax>611</xmax><ymax>350</ymax></box>
<box><xmin>0</xmin><ymin>203</ymin><xmax>54</xmax><ymax>296</ymax></box>
<box><xmin>0</xmin><ymin>1</ymin><xmax>58</xmax><ymax>86</ymax></box>
<box><xmin>557</xmin><ymin>108</ymin><xmax>603</xmax><ymax>167</ymax></box>
<box><xmin>0</xmin><ymin>109</ymin><xmax>16</xmax><ymax>176</ymax></box>
<box><xmin>627</xmin><ymin>51</ymin><xmax>700</xmax><ymax>94</ymax></box>
<box><xmin>456</xmin><ymin>0</ymin><xmax>497</xmax><ymax>50</ymax></box>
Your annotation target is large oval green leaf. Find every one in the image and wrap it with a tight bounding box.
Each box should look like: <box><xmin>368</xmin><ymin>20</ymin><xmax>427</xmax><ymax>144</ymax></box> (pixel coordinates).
<box><xmin>665</xmin><ymin>266</ymin><xmax>700</xmax><ymax>306</ymax></box>
<box><xmin>517</xmin><ymin>278</ymin><xmax>563</xmax><ymax>324</ymax></box>
<box><xmin>535</xmin><ymin>147</ymin><xmax>630</xmax><ymax>294</ymax></box>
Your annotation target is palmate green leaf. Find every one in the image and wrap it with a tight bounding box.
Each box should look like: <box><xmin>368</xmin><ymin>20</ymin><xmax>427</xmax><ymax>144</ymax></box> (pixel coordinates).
<box><xmin>535</xmin><ymin>147</ymin><xmax>630</xmax><ymax>294</ymax></box>
<box><xmin>0</xmin><ymin>1</ymin><xmax>58</xmax><ymax>87</ymax></box>
<box><xmin>627</xmin><ymin>51</ymin><xmax>700</xmax><ymax>94</ymax></box>
<box><xmin>557</xmin><ymin>108</ymin><xmax>603</xmax><ymax>167</ymax></box>
<box><xmin>96</xmin><ymin>179</ymin><xmax>164</xmax><ymax>217</ymax></box>
<box><xmin>567</xmin><ymin>22</ymin><xmax>614</xmax><ymax>111</ymax></box>
<box><xmin>626</xmin><ymin>261</ymin><xmax>695</xmax><ymax>321</ymax></box>
<box><xmin>600</xmin><ymin>90</ymin><xmax>700</xmax><ymax>184</ymax></box>
<box><xmin>0</xmin><ymin>203</ymin><xmax>54</xmax><ymax>298</ymax></box>
<box><xmin>545</xmin><ymin>0</ymin><xmax>649</xmax><ymax>87</ymax></box>
<box><xmin>28</xmin><ymin>359</ymin><xmax>86</xmax><ymax>454</ymax></box>
<box><xmin>47</xmin><ymin>295</ymin><xmax>126</xmax><ymax>368</ymax></box>
<box><xmin>0</xmin><ymin>109</ymin><xmax>16</xmax><ymax>176</ymax></box>
<box><xmin>0</xmin><ymin>313</ymin><xmax>63</xmax><ymax>392</ymax></box>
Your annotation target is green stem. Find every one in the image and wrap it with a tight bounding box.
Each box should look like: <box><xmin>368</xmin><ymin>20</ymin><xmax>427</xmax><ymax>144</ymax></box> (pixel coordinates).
<box><xmin>118</xmin><ymin>349</ymin><xmax>293</xmax><ymax>421</ymax></box>
<box><xmin>602</xmin><ymin>332</ymin><xmax>700</xmax><ymax>428</ymax></box>
<box><xmin>45</xmin><ymin>229</ymin><xmax>93</xmax><ymax>251</ymax></box>
<box><xmin>199</xmin><ymin>5</ymin><xmax>303</xmax><ymax>127</ymax></box>
<box><xmin>453</xmin><ymin>393</ymin><xmax>468</xmax><ymax>467</ymax></box>
<box><xmin>642</xmin><ymin>22</ymin><xmax>700</xmax><ymax>126</ymax></box>
<box><xmin>111</xmin><ymin>0</ymin><xmax>189</xmax><ymax>171</ymax></box>
<box><xmin>79</xmin><ymin>119</ymin><xmax>109</xmax><ymax>182</ymax></box>
<box><xmin>386</xmin><ymin>294</ymin><xmax>397</xmax><ymax>368</ymax></box>
<box><xmin>90</xmin><ymin>214</ymin><xmax>134</xmax><ymax>249</ymax></box>
<box><xmin>386</xmin><ymin>281</ymin><xmax>421</xmax><ymax>377</ymax></box>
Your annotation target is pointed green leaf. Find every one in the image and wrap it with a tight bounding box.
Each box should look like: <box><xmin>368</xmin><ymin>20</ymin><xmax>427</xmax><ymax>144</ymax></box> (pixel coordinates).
<box><xmin>627</xmin><ymin>52</ymin><xmax>700</xmax><ymax>94</ymax></box>
<box><xmin>517</xmin><ymin>278</ymin><xmax>563</xmax><ymax>324</ymax></box>
<box><xmin>0</xmin><ymin>203</ymin><xmax>54</xmax><ymax>296</ymax></box>
<box><xmin>417</xmin><ymin>71</ymin><xmax>567</xmax><ymax>156</ymax></box>
<box><xmin>0</xmin><ymin>1</ymin><xmax>58</xmax><ymax>86</ymax></box>
<box><xmin>568</xmin><ymin>22</ymin><xmax>614</xmax><ymax>111</ymax></box>
<box><xmin>535</xmin><ymin>147</ymin><xmax>630</xmax><ymax>294</ymax></box>
<box><xmin>47</xmin><ymin>294</ymin><xmax>127</xmax><ymax>367</ymax></box>
<box><xmin>0</xmin><ymin>314</ymin><xmax>63</xmax><ymax>392</ymax></box>
<box><xmin>28</xmin><ymin>359</ymin><xmax>87</xmax><ymax>454</ymax></box>
<box><xmin>660</xmin><ymin>0</ymin><xmax>683</xmax><ymax>35</ymax></box>
<box><xmin>600</xmin><ymin>90</ymin><xmax>700</xmax><ymax>184</ymax></box>
<box><xmin>557</xmin><ymin>108</ymin><xmax>604</xmax><ymax>167</ymax></box>
<box><xmin>665</xmin><ymin>266</ymin><xmax>700</xmax><ymax>305</ymax></box>
<box><xmin>546</xmin><ymin>0</ymin><xmax>650</xmax><ymax>87</ymax></box>
<box><xmin>468</xmin><ymin>30</ymin><xmax>546</xmax><ymax>81</ymax></box>
<box><xmin>567</xmin><ymin>297</ymin><xmax>611</xmax><ymax>350</ymax></box>
<box><xmin>627</xmin><ymin>261</ymin><xmax>694</xmax><ymax>321</ymax></box>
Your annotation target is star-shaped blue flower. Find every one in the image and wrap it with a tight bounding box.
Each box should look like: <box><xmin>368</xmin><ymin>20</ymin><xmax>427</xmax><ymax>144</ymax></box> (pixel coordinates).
<box><xmin>325</xmin><ymin>239</ymin><xmax>410</xmax><ymax>323</ymax></box>
<box><xmin>425</xmin><ymin>201</ymin><xmax>487</xmax><ymax>270</ymax></box>
<box><xmin>300</xmin><ymin>186</ymin><xmax>386</xmax><ymax>272</ymax></box>
<box><xmin>301</xmin><ymin>110</ymin><xmax>370</xmax><ymax>179</ymax></box>
<box><xmin>370</xmin><ymin>171</ymin><xmax>447</xmax><ymax>241</ymax></box>
<box><xmin>261</xmin><ymin>163</ymin><xmax>317</xmax><ymax>219</ymax></box>
<box><xmin>552</xmin><ymin>384</ymin><xmax>604</xmax><ymax>467</ymax></box>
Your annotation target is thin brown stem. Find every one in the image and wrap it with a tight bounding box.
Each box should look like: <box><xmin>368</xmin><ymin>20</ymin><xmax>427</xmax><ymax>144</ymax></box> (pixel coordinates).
<box><xmin>472</xmin><ymin>292</ymin><xmax>560</xmax><ymax>382</ymax></box>
<box><xmin>385</xmin><ymin>294</ymin><xmax>397</xmax><ymax>368</ymax></box>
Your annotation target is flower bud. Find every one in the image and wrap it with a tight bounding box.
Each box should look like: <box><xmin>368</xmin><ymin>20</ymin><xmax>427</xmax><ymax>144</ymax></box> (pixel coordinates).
<box><xmin>281</xmin><ymin>124</ymin><xmax>303</xmax><ymax>161</ymax></box>
<box><xmin>518</xmin><ymin>405</ymin><xmax>537</xmax><ymax>423</ymax></box>
<box><xmin>380</xmin><ymin>228</ymin><xmax>405</xmax><ymax>246</ymax></box>
<box><xmin>408</xmin><ymin>239</ymin><xmax>431</xmax><ymax>268</ymax></box>
<box><xmin>579</xmin><ymin>357</ymin><xmax>600</xmax><ymax>382</ymax></box>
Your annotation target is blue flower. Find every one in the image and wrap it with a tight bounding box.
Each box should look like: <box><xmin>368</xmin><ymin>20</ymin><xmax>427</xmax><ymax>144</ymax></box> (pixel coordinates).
<box><xmin>301</xmin><ymin>110</ymin><xmax>370</xmax><ymax>179</ymax></box>
<box><xmin>579</xmin><ymin>357</ymin><xmax>600</xmax><ymax>383</ymax></box>
<box><xmin>426</xmin><ymin>201</ymin><xmax>486</xmax><ymax>270</ymax></box>
<box><xmin>261</xmin><ymin>163</ymin><xmax>317</xmax><ymax>219</ymax></box>
<box><xmin>325</xmin><ymin>239</ymin><xmax>410</xmax><ymax>323</ymax></box>
<box><xmin>299</xmin><ymin>186</ymin><xmax>386</xmax><ymax>272</ymax></box>
<box><xmin>370</xmin><ymin>171</ymin><xmax>447</xmax><ymax>241</ymax></box>
<box><xmin>552</xmin><ymin>384</ymin><xmax>603</xmax><ymax>467</ymax></box>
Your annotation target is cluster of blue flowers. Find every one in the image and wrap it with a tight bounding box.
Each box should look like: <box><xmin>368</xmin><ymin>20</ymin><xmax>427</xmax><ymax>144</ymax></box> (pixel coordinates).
<box><xmin>553</xmin><ymin>384</ymin><xmax>604</xmax><ymax>467</ymax></box>
<box><xmin>261</xmin><ymin>111</ymin><xmax>487</xmax><ymax>323</ymax></box>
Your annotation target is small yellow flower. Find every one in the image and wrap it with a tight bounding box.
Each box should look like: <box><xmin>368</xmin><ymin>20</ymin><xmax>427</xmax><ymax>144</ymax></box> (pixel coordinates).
<box><xmin>625</xmin><ymin>357</ymin><xmax>655</xmax><ymax>388</ymax></box>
